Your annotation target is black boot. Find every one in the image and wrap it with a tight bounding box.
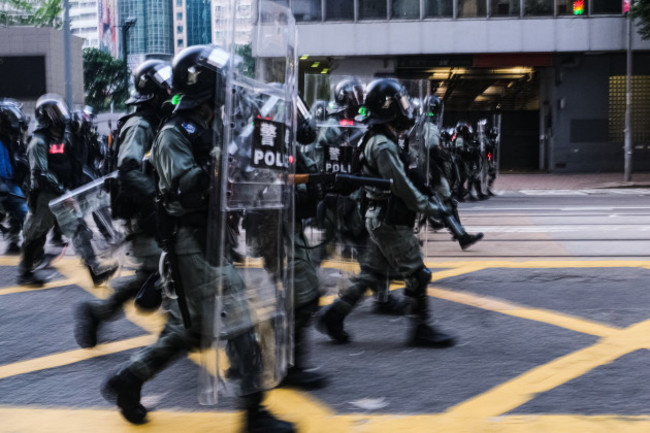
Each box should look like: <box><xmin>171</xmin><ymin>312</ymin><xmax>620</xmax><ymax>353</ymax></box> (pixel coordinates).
<box><xmin>74</xmin><ymin>302</ymin><xmax>100</xmax><ymax>348</ymax></box>
<box><xmin>246</xmin><ymin>405</ymin><xmax>295</xmax><ymax>433</ymax></box>
<box><xmin>458</xmin><ymin>232</ymin><xmax>483</xmax><ymax>250</ymax></box>
<box><xmin>88</xmin><ymin>264</ymin><xmax>118</xmax><ymax>287</ymax></box>
<box><xmin>17</xmin><ymin>270</ymin><xmax>45</xmax><ymax>287</ymax></box>
<box><xmin>102</xmin><ymin>369</ymin><xmax>148</xmax><ymax>425</ymax></box>
<box><xmin>5</xmin><ymin>242</ymin><xmax>21</xmax><ymax>255</ymax></box>
<box><xmin>409</xmin><ymin>324</ymin><xmax>456</xmax><ymax>348</ymax></box>
<box><xmin>315</xmin><ymin>307</ymin><xmax>350</xmax><ymax>344</ymax></box>
<box><xmin>373</xmin><ymin>293</ymin><xmax>407</xmax><ymax>316</ymax></box>
<box><xmin>282</xmin><ymin>366</ymin><xmax>328</xmax><ymax>390</ymax></box>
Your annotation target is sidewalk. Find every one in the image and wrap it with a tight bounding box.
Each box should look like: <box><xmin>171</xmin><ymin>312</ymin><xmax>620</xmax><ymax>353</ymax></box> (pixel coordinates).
<box><xmin>492</xmin><ymin>171</ymin><xmax>650</xmax><ymax>191</ymax></box>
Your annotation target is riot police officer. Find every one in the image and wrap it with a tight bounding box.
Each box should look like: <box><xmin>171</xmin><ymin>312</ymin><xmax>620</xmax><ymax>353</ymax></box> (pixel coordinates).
<box><xmin>74</xmin><ymin>60</ymin><xmax>170</xmax><ymax>349</ymax></box>
<box><xmin>318</xmin><ymin>78</ymin><xmax>456</xmax><ymax>348</ymax></box>
<box><xmin>101</xmin><ymin>45</ymin><xmax>294</xmax><ymax>433</ymax></box>
<box><xmin>0</xmin><ymin>99</ymin><xmax>29</xmax><ymax>254</ymax></box>
<box><xmin>453</xmin><ymin>120</ymin><xmax>472</xmax><ymax>201</ymax></box>
<box><xmin>419</xmin><ymin>96</ymin><xmax>483</xmax><ymax>249</ymax></box>
<box><xmin>18</xmin><ymin>94</ymin><xmax>113</xmax><ymax>286</ymax></box>
<box><xmin>485</xmin><ymin>126</ymin><xmax>499</xmax><ymax>196</ymax></box>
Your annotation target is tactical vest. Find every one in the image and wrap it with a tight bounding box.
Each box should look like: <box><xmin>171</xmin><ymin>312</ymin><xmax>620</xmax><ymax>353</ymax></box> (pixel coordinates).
<box><xmin>34</xmin><ymin>131</ymin><xmax>74</xmax><ymax>188</ymax></box>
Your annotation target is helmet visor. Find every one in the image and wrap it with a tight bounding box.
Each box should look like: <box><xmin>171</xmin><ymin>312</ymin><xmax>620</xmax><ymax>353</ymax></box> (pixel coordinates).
<box><xmin>153</xmin><ymin>65</ymin><xmax>173</xmax><ymax>92</ymax></box>
<box><xmin>397</xmin><ymin>92</ymin><xmax>414</xmax><ymax>119</ymax></box>
<box><xmin>47</xmin><ymin>100</ymin><xmax>70</xmax><ymax>124</ymax></box>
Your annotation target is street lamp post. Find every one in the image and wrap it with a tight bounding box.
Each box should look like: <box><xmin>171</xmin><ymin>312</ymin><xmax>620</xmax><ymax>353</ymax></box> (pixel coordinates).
<box><xmin>121</xmin><ymin>17</ymin><xmax>137</xmax><ymax>65</ymax></box>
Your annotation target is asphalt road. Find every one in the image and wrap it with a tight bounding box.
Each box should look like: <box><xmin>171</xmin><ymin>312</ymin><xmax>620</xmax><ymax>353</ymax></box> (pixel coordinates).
<box><xmin>1</xmin><ymin>187</ymin><xmax>650</xmax><ymax>432</ymax></box>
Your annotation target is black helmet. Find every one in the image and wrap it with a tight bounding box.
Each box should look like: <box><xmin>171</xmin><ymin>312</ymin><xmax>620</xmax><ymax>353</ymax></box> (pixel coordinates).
<box><xmin>70</xmin><ymin>106</ymin><xmax>96</xmax><ymax>136</ymax></box>
<box><xmin>126</xmin><ymin>59</ymin><xmax>172</xmax><ymax>105</ymax></box>
<box><xmin>34</xmin><ymin>93</ymin><xmax>70</xmax><ymax>130</ymax></box>
<box><xmin>423</xmin><ymin>95</ymin><xmax>441</xmax><ymax>120</ymax></box>
<box><xmin>328</xmin><ymin>78</ymin><xmax>364</xmax><ymax>119</ymax></box>
<box><xmin>455</xmin><ymin>121</ymin><xmax>473</xmax><ymax>138</ymax></box>
<box><xmin>0</xmin><ymin>99</ymin><xmax>28</xmax><ymax>134</ymax></box>
<box><xmin>172</xmin><ymin>44</ymin><xmax>229</xmax><ymax>110</ymax></box>
<box><xmin>359</xmin><ymin>78</ymin><xmax>415</xmax><ymax>131</ymax></box>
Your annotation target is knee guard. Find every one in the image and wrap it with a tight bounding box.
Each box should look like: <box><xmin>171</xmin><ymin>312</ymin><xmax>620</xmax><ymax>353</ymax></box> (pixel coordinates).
<box><xmin>405</xmin><ymin>267</ymin><xmax>432</xmax><ymax>298</ymax></box>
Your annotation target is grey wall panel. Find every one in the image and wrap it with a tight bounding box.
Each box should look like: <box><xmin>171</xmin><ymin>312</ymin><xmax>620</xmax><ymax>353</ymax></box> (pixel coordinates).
<box><xmin>297</xmin><ymin>17</ymin><xmax>650</xmax><ymax>56</ymax></box>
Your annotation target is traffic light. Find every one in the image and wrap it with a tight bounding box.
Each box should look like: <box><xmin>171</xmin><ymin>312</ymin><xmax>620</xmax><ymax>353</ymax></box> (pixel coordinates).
<box><xmin>573</xmin><ymin>0</ymin><xmax>585</xmax><ymax>15</ymax></box>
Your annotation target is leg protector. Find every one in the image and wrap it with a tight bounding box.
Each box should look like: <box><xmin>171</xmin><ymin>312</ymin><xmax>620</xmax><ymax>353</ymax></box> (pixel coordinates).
<box><xmin>405</xmin><ymin>267</ymin><xmax>432</xmax><ymax>325</ymax></box>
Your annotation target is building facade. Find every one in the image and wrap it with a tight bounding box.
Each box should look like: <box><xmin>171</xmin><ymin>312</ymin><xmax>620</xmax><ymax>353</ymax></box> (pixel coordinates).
<box><xmin>118</xmin><ymin>0</ymin><xmax>174</xmax><ymax>68</ymax></box>
<box><xmin>70</xmin><ymin>0</ymin><xmax>100</xmax><ymax>49</ymax></box>
<box><xmin>0</xmin><ymin>27</ymin><xmax>85</xmax><ymax>120</ymax></box>
<box><xmin>174</xmin><ymin>0</ymin><xmax>212</xmax><ymax>54</ymax></box>
<box><xmin>264</xmin><ymin>0</ymin><xmax>650</xmax><ymax>173</ymax></box>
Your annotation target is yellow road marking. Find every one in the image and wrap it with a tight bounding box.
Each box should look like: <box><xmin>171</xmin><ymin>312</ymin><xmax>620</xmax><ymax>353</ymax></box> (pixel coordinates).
<box><xmin>430</xmin><ymin>264</ymin><xmax>487</xmax><ymax>281</ymax></box>
<box><xmin>446</xmin><ymin>319</ymin><xmax>650</xmax><ymax>419</ymax></box>
<box><xmin>0</xmin><ymin>278</ymin><xmax>76</xmax><ymax>296</ymax></box>
<box><xmin>0</xmin><ymin>256</ymin><xmax>19</xmax><ymax>266</ymax></box>
<box><xmin>3</xmin><ymin>259</ymin><xmax>650</xmax><ymax>432</ymax></box>
<box><xmin>3</xmin><ymin>407</ymin><xmax>650</xmax><ymax>433</ymax></box>
<box><xmin>430</xmin><ymin>287</ymin><xmax>621</xmax><ymax>337</ymax></box>
<box><xmin>0</xmin><ymin>335</ymin><xmax>155</xmax><ymax>380</ymax></box>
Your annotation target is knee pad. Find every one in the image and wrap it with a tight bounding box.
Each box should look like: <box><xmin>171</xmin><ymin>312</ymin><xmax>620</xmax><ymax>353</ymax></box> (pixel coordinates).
<box><xmin>405</xmin><ymin>267</ymin><xmax>432</xmax><ymax>297</ymax></box>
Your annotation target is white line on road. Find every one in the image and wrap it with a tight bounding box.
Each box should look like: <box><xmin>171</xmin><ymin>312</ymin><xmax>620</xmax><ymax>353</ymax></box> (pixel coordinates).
<box><xmin>464</xmin><ymin>225</ymin><xmax>650</xmax><ymax>233</ymax></box>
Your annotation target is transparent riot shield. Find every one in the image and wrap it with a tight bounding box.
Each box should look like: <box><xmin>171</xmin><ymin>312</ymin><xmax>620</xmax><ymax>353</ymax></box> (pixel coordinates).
<box><xmin>300</xmin><ymin>74</ymin><xmax>368</xmax><ymax>309</ymax></box>
<box><xmin>48</xmin><ymin>172</ymin><xmax>131</xmax><ymax>275</ymax></box>
<box><xmin>402</xmin><ymin>79</ymin><xmax>439</xmax><ymax>257</ymax></box>
<box><xmin>200</xmin><ymin>0</ymin><xmax>296</xmax><ymax>405</ymax></box>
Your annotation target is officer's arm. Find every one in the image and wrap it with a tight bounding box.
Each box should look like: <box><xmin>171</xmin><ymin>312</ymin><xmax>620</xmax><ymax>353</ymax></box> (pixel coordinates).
<box><xmin>424</xmin><ymin>124</ymin><xmax>440</xmax><ymax>150</ymax></box>
<box><xmin>27</xmin><ymin>136</ymin><xmax>63</xmax><ymax>193</ymax></box>
<box><xmin>373</xmin><ymin>145</ymin><xmax>439</xmax><ymax>216</ymax></box>
<box><xmin>155</xmin><ymin>128</ymin><xmax>207</xmax><ymax>200</ymax></box>
<box><xmin>117</xmin><ymin>121</ymin><xmax>153</xmax><ymax>171</ymax></box>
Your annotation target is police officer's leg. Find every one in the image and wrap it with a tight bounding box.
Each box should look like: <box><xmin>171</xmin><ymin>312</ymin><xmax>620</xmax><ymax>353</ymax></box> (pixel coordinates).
<box><xmin>102</xmin><ymin>252</ymin><xmax>212</xmax><ymax>424</ymax></box>
<box><xmin>436</xmin><ymin>176</ymin><xmax>484</xmax><ymax>250</ymax></box>
<box><xmin>218</xmin><ymin>262</ymin><xmax>293</xmax><ymax>433</ymax></box>
<box><xmin>368</xmin><ymin>223</ymin><xmax>455</xmax><ymax>348</ymax></box>
<box><xmin>68</xmin><ymin>219</ymin><xmax>117</xmax><ymax>286</ymax></box>
<box><xmin>18</xmin><ymin>192</ymin><xmax>56</xmax><ymax>286</ymax></box>
<box><xmin>282</xmin><ymin>241</ymin><xmax>327</xmax><ymax>389</ymax></box>
<box><xmin>317</xmin><ymin>252</ymin><xmax>386</xmax><ymax>343</ymax></box>
<box><xmin>363</xmin><ymin>238</ymin><xmax>406</xmax><ymax>316</ymax></box>
<box><xmin>74</xmin><ymin>266</ymin><xmax>154</xmax><ymax>349</ymax></box>
<box><xmin>3</xmin><ymin>183</ymin><xmax>27</xmax><ymax>254</ymax></box>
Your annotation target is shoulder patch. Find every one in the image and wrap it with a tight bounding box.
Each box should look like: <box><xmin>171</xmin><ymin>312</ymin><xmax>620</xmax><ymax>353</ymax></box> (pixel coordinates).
<box><xmin>181</xmin><ymin>122</ymin><xmax>196</xmax><ymax>134</ymax></box>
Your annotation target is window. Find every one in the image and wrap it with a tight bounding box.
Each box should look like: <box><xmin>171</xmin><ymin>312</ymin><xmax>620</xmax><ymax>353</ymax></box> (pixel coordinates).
<box><xmin>176</xmin><ymin>0</ymin><xmax>182</xmax><ymax>6</ymax></box>
<box><xmin>524</xmin><ymin>0</ymin><xmax>553</xmax><ymax>15</ymax></box>
<box><xmin>359</xmin><ymin>0</ymin><xmax>387</xmax><ymax>19</ymax></box>
<box><xmin>177</xmin><ymin>12</ymin><xmax>183</xmax><ymax>20</ymax></box>
<box><xmin>491</xmin><ymin>0</ymin><xmax>520</xmax><ymax>16</ymax></box>
<box><xmin>326</xmin><ymin>0</ymin><xmax>354</xmax><ymax>20</ymax></box>
<box><xmin>392</xmin><ymin>0</ymin><xmax>420</xmax><ymax>18</ymax></box>
<box><xmin>177</xmin><ymin>25</ymin><xmax>183</xmax><ymax>34</ymax></box>
<box><xmin>558</xmin><ymin>0</ymin><xmax>588</xmax><ymax>15</ymax></box>
<box><xmin>177</xmin><ymin>39</ymin><xmax>184</xmax><ymax>47</ymax></box>
<box><xmin>293</xmin><ymin>0</ymin><xmax>322</xmax><ymax>21</ymax></box>
<box><xmin>593</xmin><ymin>0</ymin><xmax>621</xmax><ymax>14</ymax></box>
<box><xmin>458</xmin><ymin>0</ymin><xmax>487</xmax><ymax>17</ymax></box>
<box><xmin>424</xmin><ymin>0</ymin><xmax>453</xmax><ymax>17</ymax></box>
